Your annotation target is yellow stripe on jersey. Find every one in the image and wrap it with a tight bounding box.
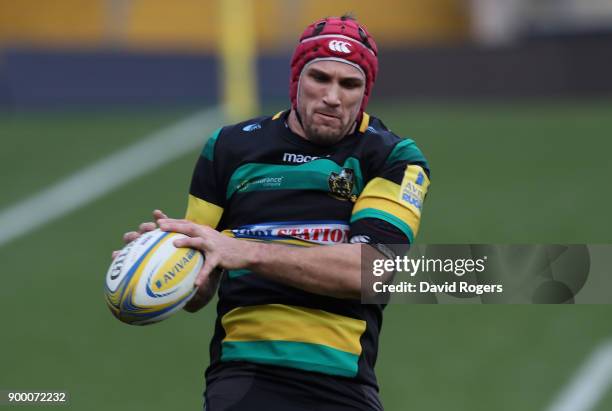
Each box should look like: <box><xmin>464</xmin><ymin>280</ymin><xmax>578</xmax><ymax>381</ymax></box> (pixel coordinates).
<box><xmin>357</xmin><ymin>177</ymin><xmax>400</xmax><ymax>202</ymax></box>
<box><xmin>352</xmin><ymin>196</ymin><xmax>420</xmax><ymax>236</ymax></box>
<box><xmin>352</xmin><ymin>169</ymin><xmax>429</xmax><ymax>238</ymax></box>
<box><xmin>222</xmin><ymin>304</ymin><xmax>366</xmax><ymax>355</ymax></box>
<box><xmin>185</xmin><ymin>194</ymin><xmax>224</xmax><ymax>228</ymax></box>
<box><xmin>358</xmin><ymin>112</ymin><xmax>370</xmax><ymax>133</ymax></box>
<box><xmin>272</xmin><ymin>110</ymin><xmax>284</xmax><ymax>120</ymax></box>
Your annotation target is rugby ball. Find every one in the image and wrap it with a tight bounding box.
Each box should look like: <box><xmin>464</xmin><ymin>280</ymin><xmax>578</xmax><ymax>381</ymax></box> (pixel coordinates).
<box><xmin>104</xmin><ymin>229</ymin><xmax>203</xmax><ymax>325</ymax></box>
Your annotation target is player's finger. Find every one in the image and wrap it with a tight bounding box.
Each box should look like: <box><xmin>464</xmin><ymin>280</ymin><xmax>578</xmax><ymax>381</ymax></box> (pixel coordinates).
<box><xmin>158</xmin><ymin>219</ymin><xmax>180</xmax><ymax>232</ymax></box>
<box><xmin>111</xmin><ymin>250</ymin><xmax>120</xmax><ymax>259</ymax></box>
<box><xmin>173</xmin><ymin>236</ymin><xmax>206</xmax><ymax>250</ymax></box>
<box><xmin>123</xmin><ymin>231</ymin><xmax>140</xmax><ymax>243</ymax></box>
<box><xmin>153</xmin><ymin>209</ymin><xmax>168</xmax><ymax>221</ymax></box>
<box><xmin>138</xmin><ymin>222</ymin><xmax>156</xmax><ymax>233</ymax></box>
<box><xmin>158</xmin><ymin>218</ymin><xmax>181</xmax><ymax>225</ymax></box>
<box><xmin>158</xmin><ymin>217</ymin><xmax>190</xmax><ymax>225</ymax></box>
<box><xmin>195</xmin><ymin>258</ymin><xmax>217</xmax><ymax>288</ymax></box>
<box><xmin>159</xmin><ymin>220</ymin><xmax>200</xmax><ymax>237</ymax></box>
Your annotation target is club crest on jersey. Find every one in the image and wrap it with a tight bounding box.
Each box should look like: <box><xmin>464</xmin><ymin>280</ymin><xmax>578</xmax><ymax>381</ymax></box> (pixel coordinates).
<box><xmin>328</xmin><ymin>168</ymin><xmax>355</xmax><ymax>201</ymax></box>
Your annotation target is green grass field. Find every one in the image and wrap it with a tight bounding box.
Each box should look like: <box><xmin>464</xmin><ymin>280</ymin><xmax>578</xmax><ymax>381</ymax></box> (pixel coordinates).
<box><xmin>1</xmin><ymin>101</ymin><xmax>611</xmax><ymax>410</ymax></box>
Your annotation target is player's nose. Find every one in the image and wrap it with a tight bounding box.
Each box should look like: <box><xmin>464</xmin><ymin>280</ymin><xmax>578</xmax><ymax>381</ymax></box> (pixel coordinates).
<box><xmin>322</xmin><ymin>84</ymin><xmax>341</xmax><ymax>107</ymax></box>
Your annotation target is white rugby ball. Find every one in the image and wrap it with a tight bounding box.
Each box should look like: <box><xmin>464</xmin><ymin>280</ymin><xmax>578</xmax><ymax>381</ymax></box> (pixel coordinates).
<box><xmin>104</xmin><ymin>228</ymin><xmax>204</xmax><ymax>325</ymax></box>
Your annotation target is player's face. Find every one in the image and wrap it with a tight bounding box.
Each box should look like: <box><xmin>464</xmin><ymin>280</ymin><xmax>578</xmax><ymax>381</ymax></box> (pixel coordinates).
<box><xmin>297</xmin><ymin>60</ymin><xmax>366</xmax><ymax>145</ymax></box>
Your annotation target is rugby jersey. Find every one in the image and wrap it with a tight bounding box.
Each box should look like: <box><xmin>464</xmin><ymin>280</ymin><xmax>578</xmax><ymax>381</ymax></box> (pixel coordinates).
<box><xmin>185</xmin><ymin>110</ymin><xmax>430</xmax><ymax>392</ymax></box>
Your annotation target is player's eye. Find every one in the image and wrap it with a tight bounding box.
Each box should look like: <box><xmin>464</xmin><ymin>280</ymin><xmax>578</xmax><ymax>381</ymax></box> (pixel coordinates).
<box><xmin>310</xmin><ymin>71</ymin><xmax>330</xmax><ymax>83</ymax></box>
<box><xmin>340</xmin><ymin>79</ymin><xmax>363</xmax><ymax>89</ymax></box>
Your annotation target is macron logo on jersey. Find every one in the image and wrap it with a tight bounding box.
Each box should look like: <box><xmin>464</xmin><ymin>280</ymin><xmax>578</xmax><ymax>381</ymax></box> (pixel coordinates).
<box><xmin>282</xmin><ymin>152</ymin><xmax>324</xmax><ymax>164</ymax></box>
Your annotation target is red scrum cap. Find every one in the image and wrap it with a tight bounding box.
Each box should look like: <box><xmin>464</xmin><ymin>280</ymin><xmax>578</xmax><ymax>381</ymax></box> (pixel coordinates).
<box><xmin>290</xmin><ymin>16</ymin><xmax>379</xmax><ymax>121</ymax></box>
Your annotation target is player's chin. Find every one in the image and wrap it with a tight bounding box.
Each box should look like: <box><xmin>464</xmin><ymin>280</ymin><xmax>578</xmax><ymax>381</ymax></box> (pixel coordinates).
<box><xmin>307</xmin><ymin>126</ymin><xmax>344</xmax><ymax>145</ymax></box>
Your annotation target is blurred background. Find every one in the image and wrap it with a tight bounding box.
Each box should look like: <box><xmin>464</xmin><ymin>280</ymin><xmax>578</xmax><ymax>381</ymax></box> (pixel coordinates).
<box><xmin>2</xmin><ymin>0</ymin><xmax>612</xmax><ymax>107</ymax></box>
<box><xmin>1</xmin><ymin>1</ymin><xmax>612</xmax><ymax>410</ymax></box>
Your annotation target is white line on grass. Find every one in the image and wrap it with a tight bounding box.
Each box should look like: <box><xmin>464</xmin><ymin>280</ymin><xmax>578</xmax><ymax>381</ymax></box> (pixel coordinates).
<box><xmin>0</xmin><ymin>106</ymin><xmax>224</xmax><ymax>248</ymax></box>
<box><xmin>545</xmin><ymin>340</ymin><xmax>612</xmax><ymax>411</ymax></box>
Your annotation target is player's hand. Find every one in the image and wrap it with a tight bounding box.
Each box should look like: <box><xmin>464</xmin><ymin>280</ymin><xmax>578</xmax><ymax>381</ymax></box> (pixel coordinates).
<box><xmin>111</xmin><ymin>209</ymin><xmax>168</xmax><ymax>259</ymax></box>
<box><xmin>183</xmin><ymin>266</ymin><xmax>223</xmax><ymax>312</ymax></box>
<box><xmin>157</xmin><ymin>218</ymin><xmax>258</xmax><ymax>289</ymax></box>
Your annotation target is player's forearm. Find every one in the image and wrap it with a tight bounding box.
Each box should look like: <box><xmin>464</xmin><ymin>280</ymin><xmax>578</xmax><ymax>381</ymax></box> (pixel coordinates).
<box><xmin>244</xmin><ymin>242</ymin><xmax>363</xmax><ymax>299</ymax></box>
<box><xmin>158</xmin><ymin>219</ymin><xmax>365</xmax><ymax>300</ymax></box>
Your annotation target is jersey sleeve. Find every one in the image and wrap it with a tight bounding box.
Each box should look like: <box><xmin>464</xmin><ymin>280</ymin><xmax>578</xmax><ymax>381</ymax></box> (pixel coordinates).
<box><xmin>349</xmin><ymin>138</ymin><xmax>430</xmax><ymax>245</ymax></box>
<box><xmin>184</xmin><ymin>127</ymin><xmax>225</xmax><ymax>229</ymax></box>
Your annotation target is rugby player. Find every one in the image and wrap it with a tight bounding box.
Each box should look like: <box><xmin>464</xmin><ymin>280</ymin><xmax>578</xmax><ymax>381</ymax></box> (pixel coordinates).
<box><xmin>118</xmin><ymin>15</ymin><xmax>430</xmax><ymax>410</ymax></box>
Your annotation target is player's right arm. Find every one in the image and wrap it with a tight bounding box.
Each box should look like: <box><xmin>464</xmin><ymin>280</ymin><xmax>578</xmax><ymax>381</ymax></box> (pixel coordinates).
<box><xmin>181</xmin><ymin>127</ymin><xmax>227</xmax><ymax>312</ymax></box>
<box><xmin>183</xmin><ymin>127</ymin><xmax>225</xmax><ymax>229</ymax></box>
<box><xmin>112</xmin><ymin>128</ymin><xmax>226</xmax><ymax>312</ymax></box>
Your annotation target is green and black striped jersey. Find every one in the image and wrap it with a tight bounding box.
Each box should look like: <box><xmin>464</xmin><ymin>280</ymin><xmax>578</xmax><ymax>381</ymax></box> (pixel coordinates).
<box><xmin>185</xmin><ymin>110</ymin><xmax>430</xmax><ymax>393</ymax></box>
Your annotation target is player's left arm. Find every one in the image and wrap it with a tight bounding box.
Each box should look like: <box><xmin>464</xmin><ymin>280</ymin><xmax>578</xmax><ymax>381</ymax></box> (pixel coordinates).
<box><xmin>349</xmin><ymin>137</ymin><xmax>431</xmax><ymax>249</ymax></box>
<box><xmin>158</xmin><ymin>219</ymin><xmax>365</xmax><ymax>299</ymax></box>
<box><xmin>161</xmin><ymin>139</ymin><xmax>430</xmax><ymax>300</ymax></box>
